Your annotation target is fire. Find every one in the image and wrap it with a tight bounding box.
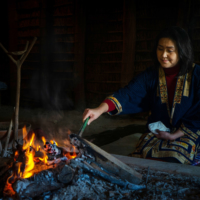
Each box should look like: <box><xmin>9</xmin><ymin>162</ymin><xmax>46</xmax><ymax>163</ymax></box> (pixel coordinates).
<box><xmin>4</xmin><ymin>126</ymin><xmax>77</xmax><ymax>197</ymax></box>
<box><xmin>37</xmin><ymin>145</ymin><xmax>40</xmax><ymax>151</ymax></box>
<box><xmin>3</xmin><ymin>175</ymin><xmax>16</xmax><ymax>196</ymax></box>
<box><xmin>14</xmin><ymin>151</ymin><xmax>19</xmax><ymax>162</ymax></box>
<box><xmin>39</xmin><ymin>155</ymin><xmax>48</xmax><ymax>163</ymax></box>
<box><xmin>41</xmin><ymin>136</ymin><xmax>46</xmax><ymax>145</ymax></box>
<box><xmin>64</xmin><ymin>145</ymin><xmax>77</xmax><ymax>159</ymax></box>
<box><xmin>23</xmin><ymin>148</ymin><xmax>35</xmax><ymax>178</ymax></box>
<box><xmin>20</xmin><ymin>132</ymin><xmax>36</xmax><ymax>179</ymax></box>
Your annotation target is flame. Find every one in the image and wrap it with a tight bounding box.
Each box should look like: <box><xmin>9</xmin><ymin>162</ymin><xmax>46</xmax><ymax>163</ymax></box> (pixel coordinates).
<box><xmin>41</xmin><ymin>136</ymin><xmax>46</xmax><ymax>145</ymax></box>
<box><xmin>39</xmin><ymin>155</ymin><xmax>48</xmax><ymax>164</ymax></box>
<box><xmin>29</xmin><ymin>133</ymin><xmax>35</xmax><ymax>146</ymax></box>
<box><xmin>17</xmin><ymin>162</ymin><xmax>23</xmax><ymax>177</ymax></box>
<box><xmin>3</xmin><ymin>175</ymin><xmax>16</xmax><ymax>196</ymax></box>
<box><xmin>64</xmin><ymin>145</ymin><xmax>77</xmax><ymax>159</ymax></box>
<box><xmin>36</xmin><ymin>145</ymin><xmax>41</xmax><ymax>151</ymax></box>
<box><xmin>14</xmin><ymin>151</ymin><xmax>19</xmax><ymax>162</ymax></box>
<box><xmin>23</xmin><ymin>148</ymin><xmax>35</xmax><ymax>178</ymax></box>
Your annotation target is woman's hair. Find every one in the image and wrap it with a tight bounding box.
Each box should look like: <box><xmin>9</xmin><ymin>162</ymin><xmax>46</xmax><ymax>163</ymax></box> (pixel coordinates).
<box><xmin>153</xmin><ymin>26</ymin><xmax>194</xmax><ymax>75</ymax></box>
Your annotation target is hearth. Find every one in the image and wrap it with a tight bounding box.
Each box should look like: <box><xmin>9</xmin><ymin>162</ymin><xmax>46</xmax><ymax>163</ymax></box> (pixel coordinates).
<box><xmin>0</xmin><ymin>126</ymin><xmax>145</xmax><ymax>200</ymax></box>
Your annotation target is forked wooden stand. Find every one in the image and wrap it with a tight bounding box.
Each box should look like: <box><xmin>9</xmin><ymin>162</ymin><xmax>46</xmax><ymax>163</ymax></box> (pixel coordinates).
<box><xmin>0</xmin><ymin>37</ymin><xmax>37</xmax><ymax>156</ymax></box>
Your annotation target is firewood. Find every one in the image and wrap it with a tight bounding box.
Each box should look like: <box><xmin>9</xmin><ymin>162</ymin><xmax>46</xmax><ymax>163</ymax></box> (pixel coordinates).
<box><xmin>57</xmin><ymin>164</ymin><xmax>75</xmax><ymax>184</ymax></box>
<box><xmin>69</xmin><ymin>134</ymin><xmax>142</xmax><ymax>184</ymax></box>
<box><xmin>70</xmin><ymin>159</ymin><xmax>146</xmax><ymax>190</ymax></box>
<box><xmin>12</xmin><ymin>163</ymin><xmax>74</xmax><ymax>198</ymax></box>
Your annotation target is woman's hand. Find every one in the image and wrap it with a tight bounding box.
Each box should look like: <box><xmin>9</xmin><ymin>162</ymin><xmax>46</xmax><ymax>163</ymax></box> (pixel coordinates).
<box><xmin>83</xmin><ymin>103</ymin><xmax>109</xmax><ymax>125</ymax></box>
<box><xmin>155</xmin><ymin>129</ymin><xmax>184</xmax><ymax>140</ymax></box>
<box><xmin>155</xmin><ymin>130</ymin><xmax>173</xmax><ymax>140</ymax></box>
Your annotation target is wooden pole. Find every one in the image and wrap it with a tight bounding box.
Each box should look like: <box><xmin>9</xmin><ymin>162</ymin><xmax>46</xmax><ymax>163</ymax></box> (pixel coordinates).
<box><xmin>14</xmin><ymin>65</ymin><xmax>22</xmax><ymax>144</ymax></box>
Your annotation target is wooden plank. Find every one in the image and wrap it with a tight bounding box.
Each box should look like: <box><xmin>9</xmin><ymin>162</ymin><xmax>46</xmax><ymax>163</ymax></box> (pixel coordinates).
<box><xmin>70</xmin><ymin>134</ymin><xmax>142</xmax><ymax>184</ymax></box>
<box><xmin>84</xmin><ymin>139</ymin><xmax>142</xmax><ymax>183</ymax></box>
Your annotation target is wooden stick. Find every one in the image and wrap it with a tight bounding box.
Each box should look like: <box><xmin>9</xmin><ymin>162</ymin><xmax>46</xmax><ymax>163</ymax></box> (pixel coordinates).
<box><xmin>0</xmin><ymin>43</ymin><xmax>17</xmax><ymax>64</ymax></box>
<box><xmin>13</xmin><ymin>37</ymin><xmax>37</xmax><ymax>144</ymax></box>
<box><xmin>13</xmin><ymin>66</ymin><xmax>21</xmax><ymax>145</ymax></box>
<box><xmin>3</xmin><ymin>108</ymin><xmax>15</xmax><ymax>157</ymax></box>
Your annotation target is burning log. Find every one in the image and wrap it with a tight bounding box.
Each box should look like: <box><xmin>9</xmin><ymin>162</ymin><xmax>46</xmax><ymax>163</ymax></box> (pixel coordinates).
<box><xmin>46</xmin><ymin>156</ymin><xmax>68</xmax><ymax>165</ymax></box>
<box><xmin>44</xmin><ymin>140</ymin><xmax>61</xmax><ymax>155</ymax></box>
<box><xmin>69</xmin><ymin>133</ymin><xmax>143</xmax><ymax>185</ymax></box>
<box><xmin>12</xmin><ymin>163</ymin><xmax>75</xmax><ymax>198</ymax></box>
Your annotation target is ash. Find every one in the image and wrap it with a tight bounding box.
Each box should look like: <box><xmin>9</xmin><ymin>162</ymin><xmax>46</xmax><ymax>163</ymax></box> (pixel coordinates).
<box><xmin>11</xmin><ymin>165</ymin><xmax>200</xmax><ymax>200</ymax></box>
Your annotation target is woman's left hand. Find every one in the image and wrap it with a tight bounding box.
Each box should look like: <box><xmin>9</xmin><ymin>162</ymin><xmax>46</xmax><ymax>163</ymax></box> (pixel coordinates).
<box><xmin>155</xmin><ymin>130</ymin><xmax>174</xmax><ymax>140</ymax></box>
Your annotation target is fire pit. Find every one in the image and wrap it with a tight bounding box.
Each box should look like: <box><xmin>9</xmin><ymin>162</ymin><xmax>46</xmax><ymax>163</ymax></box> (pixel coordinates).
<box><xmin>0</xmin><ymin>126</ymin><xmax>146</xmax><ymax>199</ymax></box>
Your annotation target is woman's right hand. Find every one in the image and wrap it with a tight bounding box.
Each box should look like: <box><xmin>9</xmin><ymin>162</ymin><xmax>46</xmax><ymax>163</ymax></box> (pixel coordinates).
<box><xmin>83</xmin><ymin>103</ymin><xmax>109</xmax><ymax>125</ymax></box>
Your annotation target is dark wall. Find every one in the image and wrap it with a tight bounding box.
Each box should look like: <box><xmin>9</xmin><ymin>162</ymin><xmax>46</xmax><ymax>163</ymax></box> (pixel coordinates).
<box><xmin>0</xmin><ymin>1</ymin><xmax>9</xmax><ymax>105</ymax></box>
<box><xmin>1</xmin><ymin>0</ymin><xmax>198</xmax><ymax>111</ymax></box>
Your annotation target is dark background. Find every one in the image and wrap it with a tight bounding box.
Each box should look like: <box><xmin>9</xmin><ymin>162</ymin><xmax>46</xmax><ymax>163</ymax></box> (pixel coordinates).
<box><xmin>0</xmin><ymin>0</ymin><xmax>198</xmax><ymax>114</ymax></box>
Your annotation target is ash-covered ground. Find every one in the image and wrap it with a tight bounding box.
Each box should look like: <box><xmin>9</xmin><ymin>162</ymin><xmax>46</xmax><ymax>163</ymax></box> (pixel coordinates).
<box><xmin>47</xmin><ymin>168</ymin><xmax>200</xmax><ymax>200</ymax></box>
<box><xmin>10</xmin><ymin>165</ymin><xmax>200</xmax><ymax>200</ymax></box>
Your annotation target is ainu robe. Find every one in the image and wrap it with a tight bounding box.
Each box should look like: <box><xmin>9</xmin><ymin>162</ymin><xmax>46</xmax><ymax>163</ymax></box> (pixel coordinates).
<box><xmin>107</xmin><ymin>64</ymin><xmax>200</xmax><ymax>164</ymax></box>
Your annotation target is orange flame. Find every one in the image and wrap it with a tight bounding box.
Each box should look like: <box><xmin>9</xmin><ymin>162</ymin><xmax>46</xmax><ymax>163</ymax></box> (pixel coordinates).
<box><xmin>3</xmin><ymin>175</ymin><xmax>16</xmax><ymax>196</ymax></box>
<box><xmin>41</xmin><ymin>136</ymin><xmax>46</xmax><ymax>145</ymax></box>
<box><xmin>39</xmin><ymin>155</ymin><xmax>48</xmax><ymax>164</ymax></box>
<box><xmin>23</xmin><ymin>148</ymin><xmax>35</xmax><ymax>179</ymax></box>
<box><xmin>14</xmin><ymin>151</ymin><xmax>19</xmax><ymax>162</ymax></box>
<box><xmin>36</xmin><ymin>145</ymin><xmax>40</xmax><ymax>151</ymax></box>
<box><xmin>64</xmin><ymin>145</ymin><xmax>77</xmax><ymax>159</ymax></box>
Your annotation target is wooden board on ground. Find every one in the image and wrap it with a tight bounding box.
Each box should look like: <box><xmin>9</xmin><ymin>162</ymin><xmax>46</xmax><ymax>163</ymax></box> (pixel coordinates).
<box><xmin>84</xmin><ymin>139</ymin><xmax>142</xmax><ymax>184</ymax></box>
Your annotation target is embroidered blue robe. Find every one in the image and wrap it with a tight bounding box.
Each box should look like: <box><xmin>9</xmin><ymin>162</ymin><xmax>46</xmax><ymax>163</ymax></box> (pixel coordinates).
<box><xmin>107</xmin><ymin>64</ymin><xmax>200</xmax><ymax>164</ymax></box>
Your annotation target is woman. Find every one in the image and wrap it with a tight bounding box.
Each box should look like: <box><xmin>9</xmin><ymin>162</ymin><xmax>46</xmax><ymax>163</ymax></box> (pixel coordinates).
<box><xmin>83</xmin><ymin>26</ymin><xmax>200</xmax><ymax>164</ymax></box>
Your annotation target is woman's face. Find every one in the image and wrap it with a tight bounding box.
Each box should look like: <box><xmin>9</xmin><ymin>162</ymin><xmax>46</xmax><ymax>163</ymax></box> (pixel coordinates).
<box><xmin>156</xmin><ymin>38</ymin><xmax>179</xmax><ymax>68</ymax></box>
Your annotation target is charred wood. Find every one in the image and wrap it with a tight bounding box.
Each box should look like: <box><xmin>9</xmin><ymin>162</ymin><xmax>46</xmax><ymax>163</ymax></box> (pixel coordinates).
<box><xmin>69</xmin><ymin>133</ymin><xmax>142</xmax><ymax>184</ymax></box>
<box><xmin>70</xmin><ymin>159</ymin><xmax>146</xmax><ymax>191</ymax></box>
<box><xmin>57</xmin><ymin>164</ymin><xmax>75</xmax><ymax>184</ymax></box>
<box><xmin>12</xmin><ymin>163</ymin><xmax>74</xmax><ymax>198</ymax></box>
